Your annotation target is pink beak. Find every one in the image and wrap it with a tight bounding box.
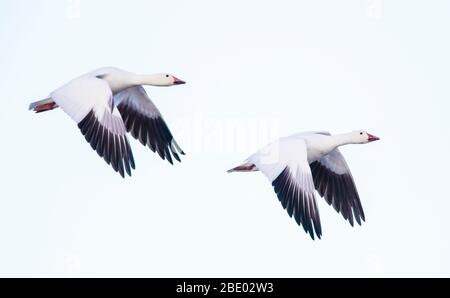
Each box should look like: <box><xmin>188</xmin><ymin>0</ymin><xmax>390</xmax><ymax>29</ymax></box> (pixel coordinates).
<box><xmin>173</xmin><ymin>76</ymin><xmax>186</xmax><ymax>85</ymax></box>
<box><xmin>367</xmin><ymin>133</ymin><xmax>380</xmax><ymax>142</ymax></box>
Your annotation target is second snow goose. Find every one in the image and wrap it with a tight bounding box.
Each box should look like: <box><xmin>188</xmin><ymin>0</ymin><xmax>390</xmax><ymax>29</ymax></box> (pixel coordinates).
<box><xmin>228</xmin><ymin>130</ymin><xmax>380</xmax><ymax>240</ymax></box>
<box><xmin>29</xmin><ymin>67</ymin><xmax>186</xmax><ymax>177</ymax></box>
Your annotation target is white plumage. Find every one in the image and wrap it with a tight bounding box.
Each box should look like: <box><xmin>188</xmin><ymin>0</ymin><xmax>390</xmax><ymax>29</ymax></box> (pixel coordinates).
<box><xmin>29</xmin><ymin>67</ymin><xmax>186</xmax><ymax>177</ymax></box>
<box><xmin>228</xmin><ymin>130</ymin><xmax>380</xmax><ymax>240</ymax></box>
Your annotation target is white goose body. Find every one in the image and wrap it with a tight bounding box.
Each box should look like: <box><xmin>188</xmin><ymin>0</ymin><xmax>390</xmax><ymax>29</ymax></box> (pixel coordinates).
<box><xmin>295</xmin><ymin>132</ymin><xmax>340</xmax><ymax>162</ymax></box>
<box><xmin>29</xmin><ymin>67</ymin><xmax>186</xmax><ymax>177</ymax></box>
<box><xmin>228</xmin><ymin>130</ymin><xmax>380</xmax><ymax>240</ymax></box>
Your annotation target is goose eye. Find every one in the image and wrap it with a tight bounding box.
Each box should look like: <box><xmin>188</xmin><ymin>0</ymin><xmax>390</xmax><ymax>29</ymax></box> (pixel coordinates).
<box><xmin>166</xmin><ymin>75</ymin><xmax>169</xmax><ymax>78</ymax></box>
<box><xmin>360</xmin><ymin>132</ymin><xmax>363</xmax><ymax>135</ymax></box>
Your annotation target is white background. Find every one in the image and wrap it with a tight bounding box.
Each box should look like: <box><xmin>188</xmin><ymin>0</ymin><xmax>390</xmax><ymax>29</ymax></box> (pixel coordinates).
<box><xmin>0</xmin><ymin>0</ymin><xmax>449</xmax><ymax>277</ymax></box>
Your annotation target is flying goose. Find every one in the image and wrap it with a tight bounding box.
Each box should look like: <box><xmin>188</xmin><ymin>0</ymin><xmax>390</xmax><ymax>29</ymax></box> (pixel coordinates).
<box><xmin>29</xmin><ymin>67</ymin><xmax>186</xmax><ymax>177</ymax></box>
<box><xmin>228</xmin><ymin>130</ymin><xmax>380</xmax><ymax>240</ymax></box>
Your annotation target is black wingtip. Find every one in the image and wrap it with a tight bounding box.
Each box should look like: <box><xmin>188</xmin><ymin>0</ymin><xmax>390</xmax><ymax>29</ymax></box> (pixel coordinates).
<box><xmin>120</xmin><ymin>107</ymin><xmax>185</xmax><ymax>165</ymax></box>
<box><xmin>272</xmin><ymin>167</ymin><xmax>322</xmax><ymax>241</ymax></box>
<box><xmin>357</xmin><ymin>216</ymin><xmax>365</xmax><ymax>226</ymax></box>
<box><xmin>307</xmin><ymin>228</ymin><xmax>322</xmax><ymax>241</ymax></box>
<box><xmin>78</xmin><ymin>110</ymin><xmax>136</xmax><ymax>179</ymax></box>
<box><xmin>172</xmin><ymin>152</ymin><xmax>181</xmax><ymax>163</ymax></box>
<box><xmin>310</xmin><ymin>160</ymin><xmax>366</xmax><ymax>232</ymax></box>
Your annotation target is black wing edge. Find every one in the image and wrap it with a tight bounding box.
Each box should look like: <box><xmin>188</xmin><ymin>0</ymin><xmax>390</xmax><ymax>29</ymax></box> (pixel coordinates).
<box><xmin>310</xmin><ymin>161</ymin><xmax>365</xmax><ymax>226</ymax></box>
<box><xmin>272</xmin><ymin>167</ymin><xmax>322</xmax><ymax>240</ymax></box>
<box><xmin>78</xmin><ymin>110</ymin><xmax>135</xmax><ymax>178</ymax></box>
<box><xmin>118</xmin><ymin>103</ymin><xmax>185</xmax><ymax>165</ymax></box>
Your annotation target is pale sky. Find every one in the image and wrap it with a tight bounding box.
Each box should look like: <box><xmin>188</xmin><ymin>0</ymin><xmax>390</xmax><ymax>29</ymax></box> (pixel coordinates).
<box><xmin>0</xmin><ymin>0</ymin><xmax>449</xmax><ymax>277</ymax></box>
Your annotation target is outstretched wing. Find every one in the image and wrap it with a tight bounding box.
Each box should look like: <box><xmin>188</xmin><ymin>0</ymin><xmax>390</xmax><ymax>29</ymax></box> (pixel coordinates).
<box><xmin>250</xmin><ymin>138</ymin><xmax>322</xmax><ymax>240</ymax></box>
<box><xmin>309</xmin><ymin>149</ymin><xmax>365</xmax><ymax>226</ymax></box>
<box><xmin>114</xmin><ymin>86</ymin><xmax>184</xmax><ymax>164</ymax></box>
<box><xmin>51</xmin><ymin>77</ymin><xmax>135</xmax><ymax>177</ymax></box>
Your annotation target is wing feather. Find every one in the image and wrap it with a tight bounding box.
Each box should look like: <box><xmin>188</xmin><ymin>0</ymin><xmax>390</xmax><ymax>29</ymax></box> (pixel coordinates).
<box><xmin>250</xmin><ymin>139</ymin><xmax>322</xmax><ymax>239</ymax></box>
<box><xmin>114</xmin><ymin>86</ymin><xmax>184</xmax><ymax>164</ymax></box>
<box><xmin>52</xmin><ymin>77</ymin><xmax>135</xmax><ymax>177</ymax></box>
<box><xmin>310</xmin><ymin>149</ymin><xmax>365</xmax><ymax>226</ymax></box>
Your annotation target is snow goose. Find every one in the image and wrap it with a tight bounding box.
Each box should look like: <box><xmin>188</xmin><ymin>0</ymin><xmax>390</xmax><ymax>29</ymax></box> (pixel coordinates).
<box><xmin>227</xmin><ymin>130</ymin><xmax>380</xmax><ymax>240</ymax></box>
<box><xmin>29</xmin><ymin>67</ymin><xmax>186</xmax><ymax>177</ymax></box>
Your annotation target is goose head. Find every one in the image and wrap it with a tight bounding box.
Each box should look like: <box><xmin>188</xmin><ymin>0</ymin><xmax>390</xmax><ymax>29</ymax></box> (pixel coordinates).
<box><xmin>149</xmin><ymin>73</ymin><xmax>186</xmax><ymax>86</ymax></box>
<box><xmin>97</xmin><ymin>71</ymin><xmax>186</xmax><ymax>91</ymax></box>
<box><xmin>351</xmin><ymin>130</ymin><xmax>380</xmax><ymax>144</ymax></box>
